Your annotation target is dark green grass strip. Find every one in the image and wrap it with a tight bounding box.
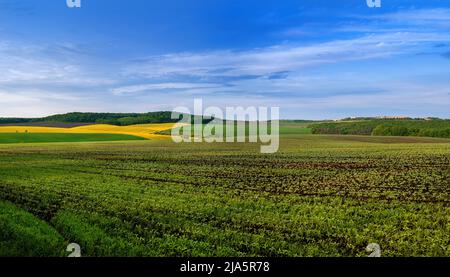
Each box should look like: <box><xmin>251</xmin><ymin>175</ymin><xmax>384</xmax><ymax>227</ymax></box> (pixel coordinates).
<box><xmin>0</xmin><ymin>133</ymin><xmax>146</xmax><ymax>144</ymax></box>
<box><xmin>0</xmin><ymin>201</ymin><xmax>65</xmax><ymax>256</ymax></box>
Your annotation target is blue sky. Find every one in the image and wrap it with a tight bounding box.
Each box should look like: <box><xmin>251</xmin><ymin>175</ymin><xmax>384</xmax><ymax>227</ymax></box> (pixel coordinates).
<box><xmin>0</xmin><ymin>0</ymin><xmax>449</xmax><ymax>119</ymax></box>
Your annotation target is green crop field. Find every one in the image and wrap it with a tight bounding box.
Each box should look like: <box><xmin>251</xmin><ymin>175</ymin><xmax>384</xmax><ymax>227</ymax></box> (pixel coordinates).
<box><xmin>157</xmin><ymin>121</ymin><xmax>313</xmax><ymax>136</ymax></box>
<box><xmin>0</xmin><ymin>133</ymin><xmax>146</xmax><ymax>144</ymax></box>
<box><xmin>0</xmin><ymin>201</ymin><xmax>65</xmax><ymax>256</ymax></box>
<box><xmin>279</xmin><ymin>126</ymin><xmax>312</xmax><ymax>135</ymax></box>
<box><xmin>0</xmin><ymin>134</ymin><xmax>449</xmax><ymax>257</ymax></box>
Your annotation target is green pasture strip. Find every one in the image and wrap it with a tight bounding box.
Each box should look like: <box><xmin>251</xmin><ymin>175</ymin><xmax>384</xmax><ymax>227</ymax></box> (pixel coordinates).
<box><xmin>0</xmin><ymin>133</ymin><xmax>146</xmax><ymax>144</ymax></box>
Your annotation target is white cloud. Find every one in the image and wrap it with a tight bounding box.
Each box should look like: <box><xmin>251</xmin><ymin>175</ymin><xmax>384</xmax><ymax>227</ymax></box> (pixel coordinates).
<box><xmin>336</xmin><ymin>8</ymin><xmax>450</xmax><ymax>34</ymax></box>
<box><xmin>123</xmin><ymin>32</ymin><xmax>450</xmax><ymax>79</ymax></box>
<box><xmin>0</xmin><ymin>91</ymin><xmax>38</xmax><ymax>103</ymax></box>
<box><xmin>368</xmin><ymin>8</ymin><xmax>450</xmax><ymax>25</ymax></box>
<box><xmin>111</xmin><ymin>82</ymin><xmax>223</xmax><ymax>95</ymax></box>
<box><xmin>0</xmin><ymin>40</ymin><xmax>115</xmax><ymax>87</ymax></box>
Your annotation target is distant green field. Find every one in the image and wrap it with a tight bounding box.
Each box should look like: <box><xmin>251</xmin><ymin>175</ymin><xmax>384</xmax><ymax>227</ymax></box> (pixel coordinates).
<box><xmin>0</xmin><ymin>133</ymin><xmax>146</xmax><ymax>144</ymax></box>
<box><xmin>279</xmin><ymin>121</ymin><xmax>312</xmax><ymax>135</ymax></box>
<box><xmin>158</xmin><ymin>121</ymin><xmax>313</xmax><ymax>136</ymax></box>
<box><xmin>279</xmin><ymin>127</ymin><xmax>311</xmax><ymax>135</ymax></box>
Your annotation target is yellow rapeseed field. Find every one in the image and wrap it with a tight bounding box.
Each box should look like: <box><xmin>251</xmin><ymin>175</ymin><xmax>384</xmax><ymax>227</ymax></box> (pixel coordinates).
<box><xmin>0</xmin><ymin>123</ymin><xmax>177</xmax><ymax>140</ymax></box>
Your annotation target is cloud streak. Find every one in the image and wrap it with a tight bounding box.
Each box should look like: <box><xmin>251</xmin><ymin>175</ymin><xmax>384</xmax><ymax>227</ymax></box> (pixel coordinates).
<box><xmin>123</xmin><ymin>31</ymin><xmax>450</xmax><ymax>81</ymax></box>
<box><xmin>111</xmin><ymin>82</ymin><xmax>224</xmax><ymax>95</ymax></box>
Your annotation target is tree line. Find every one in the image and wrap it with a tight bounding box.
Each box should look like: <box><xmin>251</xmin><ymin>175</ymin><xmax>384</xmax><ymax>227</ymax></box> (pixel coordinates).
<box><xmin>0</xmin><ymin>112</ymin><xmax>216</xmax><ymax>126</ymax></box>
<box><xmin>309</xmin><ymin>119</ymin><xmax>450</xmax><ymax>139</ymax></box>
